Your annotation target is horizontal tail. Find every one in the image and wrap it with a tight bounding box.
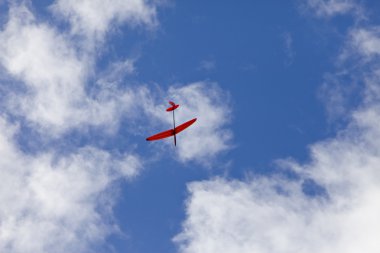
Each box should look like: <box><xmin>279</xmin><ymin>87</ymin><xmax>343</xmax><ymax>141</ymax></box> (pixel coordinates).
<box><xmin>166</xmin><ymin>101</ymin><xmax>179</xmax><ymax>111</ymax></box>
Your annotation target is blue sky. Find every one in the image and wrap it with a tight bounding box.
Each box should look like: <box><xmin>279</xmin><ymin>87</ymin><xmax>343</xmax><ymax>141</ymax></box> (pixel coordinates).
<box><xmin>1</xmin><ymin>1</ymin><xmax>380</xmax><ymax>253</ymax></box>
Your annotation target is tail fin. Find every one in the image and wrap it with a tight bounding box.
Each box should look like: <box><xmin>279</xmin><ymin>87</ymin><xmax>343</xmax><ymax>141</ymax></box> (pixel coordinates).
<box><xmin>166</xmin><ymin>101</ymin><xmax>179</xmax><ymax>111</ymax></box>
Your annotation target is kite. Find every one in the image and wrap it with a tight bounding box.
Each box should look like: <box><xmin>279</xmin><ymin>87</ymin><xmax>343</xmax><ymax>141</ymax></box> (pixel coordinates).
<box><xmin>146</xmin><ymin>101</ymin><xmax>197</xmax><ymax>146</ymax></box>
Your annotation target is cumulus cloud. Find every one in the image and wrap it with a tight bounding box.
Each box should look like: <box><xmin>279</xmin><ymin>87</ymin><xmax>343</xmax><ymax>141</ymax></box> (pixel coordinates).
<box><xmin>176</xmin><ymin>119</ymin><xmax>380</xmax><ymax>253</ymax></box>
<box><xmin>175</xmin><ymin>108</ymin><xmax>380</xmax><ymax>252</ymax></box>
<box><xmin>175</xmin><ymin>158</ymin><xmax>380</xmax><ymax>253</ymax></box>
<box><xmin>175</xmin><ymin>4</ymin><xmax>380</xmax><ymax>253</ymax></box>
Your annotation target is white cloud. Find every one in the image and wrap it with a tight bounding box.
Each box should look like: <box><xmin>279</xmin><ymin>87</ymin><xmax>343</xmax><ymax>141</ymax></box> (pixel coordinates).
<box><xmin>51</xmin><ymin>0</ymin><xmax>157</xmax><ymax>41</ymax></box>
<box><xmin>167</xmin><ymin>83</ymin><xmax>232</xmax><ymax>164</ymax></box>
<box><xmin>305</xmin><ymin>0</ymin><xmax>363</xmax><ymax>18</ymax></box>
<box><xmin>175</xmin><ymin>5</ymin><xmax>380</xmax><ymax>253</ymax></box>
<box><xmin>350</xmin><ymin>28</ymin><xmax>380</xmax><ymax>58</ymax></box>
<box><xmin>0</xmin><ymin>5</ymin><xmax>87</xmax><ymax>133</ymax></box>
<box><xmin>283</xmin><ymin>32</ymin><xmax>294</xmax><ymax>66</ymax></box>
<box><xmin>102</xmin><ymin>59</ymin><xmax>137</xmax><ymax>80</ymax></box>
<box><xmin>0</xmin><ymin>3</ymin><xmax>231</xmax><ymax>159</ymax></box>
<box><xmin>0</xmin><ymin>116</ymin><xmax>141</xmax><ymax>253</ymax></box>
<box><xmin>143</xmin><ymin>82</ymin><xmax>232</xmax><ymax>165</ymax></box>
<box><xmin>0</xmin><ymin>1</ymin><xmax>154</xmax><ymax>252</ymax></box>
<box><xmin>0</xmin><ymin>2</ymin><xmax>233</xmax><ymax>252</ymax></box>
<box><xmin>0</xmin><ymin>4</ymin><xmax>142</xmax><ymax>136</ymax></box>
<box><xmin>198</xmin><ymin>60</ymin><xmax>216</xmax><ymax>71</ymax></box>
<box><xmin>174</xmin><ymin>107</ymin><xmax>380</xmax><ymax>252</ymax></box>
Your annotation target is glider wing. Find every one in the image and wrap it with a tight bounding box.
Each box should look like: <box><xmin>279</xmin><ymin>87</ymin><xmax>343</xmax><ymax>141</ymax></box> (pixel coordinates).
<box><xmin>146</xmin><ymin>118</ymin><xmax>197</xmax><ymax>142</ymax></box>
<box><xmin>146</xmin><ymin>129</ymin><xmax>174</xmax><ymax>141</ymax></box>
<box><xmin>174</xmin><ymin>118</ymin><xmax>197</xmax><ymax>134</ymax></box>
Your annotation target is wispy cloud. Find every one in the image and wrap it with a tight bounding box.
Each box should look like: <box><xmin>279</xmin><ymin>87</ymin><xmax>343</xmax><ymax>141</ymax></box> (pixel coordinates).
<box><xmin>50</xmin><ymin>0</ymin><xmax>157</xmax><ymax>42</ymax></box>
<box><xmin>283</xmin><ymin>32</ymin><xmax>294</xmax><ymax>66</ymax></box>
<box><xmin>198</xmin><ymin>60</ymin><xmax>216</xmax><ymax>71</ymax></box>
<box><xmin>303</xmin><ymin>0</ymin><xmax>364</xmax><ymax>19</ymax></box>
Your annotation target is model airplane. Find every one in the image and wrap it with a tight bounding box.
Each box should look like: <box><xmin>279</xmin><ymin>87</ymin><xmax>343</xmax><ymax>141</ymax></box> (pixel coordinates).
<box><xmin>146</xmin><ymin>101</ymin><xmax>197</xmax><ymax>146</ymax></box>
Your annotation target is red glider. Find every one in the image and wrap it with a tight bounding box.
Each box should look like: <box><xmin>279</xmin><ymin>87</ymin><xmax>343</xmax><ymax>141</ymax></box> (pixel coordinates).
<box><xmin>146</xmin><ymin>101</ymin><xmax>197</xmax><ymax>146</ymax></box>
